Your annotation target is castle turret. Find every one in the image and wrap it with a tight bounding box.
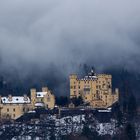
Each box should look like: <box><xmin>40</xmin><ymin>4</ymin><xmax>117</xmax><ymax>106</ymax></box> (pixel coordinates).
<box><xmin>69</xmin><ymin>74</ymin><xmax>78</xmax><ymax>98</ymax></box>
<box><xmin>69</xmin><ymin>74</ymin><xmax>77</xmax><ymax>80</ymax></box>
<box><xmin>88</xmin><ymin>68</ymin><xmax>96</xmax><ymax>76</ymax></box>
<box><xmin>42</xmin><ymin>87</ymin><xmax>49</xmax><ymax>92</ymax></box>
<box><xmin>30</xmin><ymin>88</ymin><xmax>36</xmax><ymax>107</ymax></box>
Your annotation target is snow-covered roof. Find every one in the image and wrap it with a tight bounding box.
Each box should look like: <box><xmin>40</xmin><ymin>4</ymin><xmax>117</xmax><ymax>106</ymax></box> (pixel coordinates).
<box><xmin>83</xmin><ymin>75</ymin><xmax>97</xmax><ymax>80</ymax></box>
<box><xmin>98</xmin><ymin>109</ymin><xmax>111</xmax><ymax>113</ymax></box>
<box><xmin>1</xmin><ymin>96</ymin><xmax>30</xmax><ymax>104</ymax></box>
<box><xmin>28</xmin><ymin>110</ymin><xmax>36</xmax><ymax>113</ymax></box>
<box><xmin>36</xmin><ymin>92</ymin><xmax>47</xmax><ymax>97</ymax></box>
<box><xmin>35</xmin><ymin>102</ymin><xmax>44</xmax><ymax>107</ymax></box>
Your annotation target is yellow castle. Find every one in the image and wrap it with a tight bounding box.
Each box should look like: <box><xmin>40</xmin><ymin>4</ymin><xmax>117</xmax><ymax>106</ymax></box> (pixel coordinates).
<box><xmin>0</xmin><ymin>87</ymin><xmax>55</xmax><ymax>120</ymax></box>
<box><xmin>70</xmin><ymin>70</ymin><xmax>119</xmax><ymax>108</ymax></box>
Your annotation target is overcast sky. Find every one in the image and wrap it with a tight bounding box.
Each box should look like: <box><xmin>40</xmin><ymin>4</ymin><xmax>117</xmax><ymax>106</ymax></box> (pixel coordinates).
<box><xmin>0</xmin><ymin>0</ymin><xmax>140</xmax><ymax>86</ymax></box>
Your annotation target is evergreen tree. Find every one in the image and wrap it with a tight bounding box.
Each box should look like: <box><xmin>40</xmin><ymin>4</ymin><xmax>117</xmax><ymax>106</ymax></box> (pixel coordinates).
<box><xmin>82</xmin><ymin>125</ymin><xmax>100</xmax><ymax>140</ymax></box>
<box><xmin>56</xmin><ymin>96</ymin><xmax>69</xmax><ymax>106</ymax></box>
<box><xmin>113</xmin><ymin>103</ymin><xmax>123</xmax><ymax>126</ymax></box>
<box><xmin>125</xmin><ymin>123</ymin><xmax>136</xmax><ymax>140</ymax></box>
<box><xmin>71</xmin><ymin>96</ymin><xmax>84</xmax><ymax>107</ymax></box>
<box><xmin>128</xmin><ymin>94</ymin><xmax>137</xmax><ymax>120</ymax></box>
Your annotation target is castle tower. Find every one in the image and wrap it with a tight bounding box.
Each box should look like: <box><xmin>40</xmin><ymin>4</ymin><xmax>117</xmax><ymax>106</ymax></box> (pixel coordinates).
<box><xmin>69</xmin><ymin>74</ymin><xmax>78</xmax><ymax>98</ymax></box>
<box><xmin>30</xmin><ymin>88</ymin><xmax>37</xmax><ymax>107</ymax></box>
<box><xmin>42</xmin><ymin>87</ymin><xmax>49</xmax><ymax>92</ymax></box>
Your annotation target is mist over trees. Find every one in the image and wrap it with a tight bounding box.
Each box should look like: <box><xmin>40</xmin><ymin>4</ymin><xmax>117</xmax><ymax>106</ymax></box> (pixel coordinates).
<box><xmin>0</xmin><ymin>0</ymin><xmax>140</xmax><ymax>96</ymax></box>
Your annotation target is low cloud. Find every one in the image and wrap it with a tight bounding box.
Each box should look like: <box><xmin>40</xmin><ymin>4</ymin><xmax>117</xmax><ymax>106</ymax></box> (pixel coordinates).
<box><xmin>0</xmin><ymin>0</ymin><xmax>140</xmax><ymax>95</ymax></box>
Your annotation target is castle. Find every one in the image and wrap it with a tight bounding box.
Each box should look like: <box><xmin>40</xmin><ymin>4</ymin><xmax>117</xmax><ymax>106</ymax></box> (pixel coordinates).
<box><xmin>70</xmin><ymin>70</ymin><xmax>119</xmax><ymax>108</ymax></box>
<box><xmin>0</xmin><ymin>70</ymin><xmax>119</xmax><ymax>120</ymax></box>
<box><xmin>0</xmin><ymin>87</ymin><xmax>55</xmax><ymax>120</ymax></box>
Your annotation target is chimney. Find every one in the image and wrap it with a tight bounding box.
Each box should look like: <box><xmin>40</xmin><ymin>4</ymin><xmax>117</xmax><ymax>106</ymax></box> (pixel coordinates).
<box><xmin>8</xmin><ymin>94</ymin><xmax>12</xmax><ymax>101</ymax></box>
<box><xmin>23</xmin><ymin>94</ymin><xmax>28</xmax><ymax>101</ymax></box>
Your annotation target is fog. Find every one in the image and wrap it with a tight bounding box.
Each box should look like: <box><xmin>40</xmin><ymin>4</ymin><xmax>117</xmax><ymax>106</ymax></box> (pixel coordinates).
<box><xmin>0</xmin><ymin>0</ymin><xmax>140</xmax><ymax>95</ymax></box>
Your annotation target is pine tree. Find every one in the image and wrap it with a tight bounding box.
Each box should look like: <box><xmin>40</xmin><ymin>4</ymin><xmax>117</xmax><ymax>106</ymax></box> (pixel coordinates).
<box><xmin>125</xmin><ymin>123</ymin><xmax>136</xmax><ymax>140</ymax></box>
<box><xmin>128</xmin><ymin>94</ymin><xmax>137</xmax><ymax>120</ymax></box>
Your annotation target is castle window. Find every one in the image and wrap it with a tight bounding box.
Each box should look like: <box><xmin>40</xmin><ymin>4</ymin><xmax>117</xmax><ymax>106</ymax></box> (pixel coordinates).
<box><xmin>13</xmin><ymin>108</ymin><xmax>15</xmax><ymax>112</ymax></box>
<box><xmin>73</xmin><ymin>91</ymin><xmax>76</xmax><ymax>95</ymax></box>
<box><xmin>79</xmin><ymin>86</ymin><xmax>80</xmax><ymax>89</ymax></box>
<box><xmin>6</xmin><ymin>114</ymin><xmax>10</xmax><ymax>118</ymax></box>
<box><xmin>7</xmin><ymin>108</ymin><xmax>9</xmax><ymax>112</ymax></box>
<box><xmin>47</xmin><ymin>97</ymin><xmax>50</xmax><ymax>102</ymax></box>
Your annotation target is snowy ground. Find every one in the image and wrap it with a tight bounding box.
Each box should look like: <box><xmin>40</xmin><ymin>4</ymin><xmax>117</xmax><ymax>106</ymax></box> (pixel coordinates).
<box><xmin>1</xmin><ymin>114</ymin><xmax>139</xmax><ymax>140</ymax></box>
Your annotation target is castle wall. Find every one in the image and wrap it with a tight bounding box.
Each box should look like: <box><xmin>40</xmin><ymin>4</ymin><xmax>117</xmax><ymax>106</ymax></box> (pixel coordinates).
<box><xmin>0</xmin><ymin>86</ymin><xmax>55</xmax><ymax>120</ymax></box>
<box><xmin>70</xmin><ymin>72</ymin><xmax>119</xmax><ymax>108</ymax></box>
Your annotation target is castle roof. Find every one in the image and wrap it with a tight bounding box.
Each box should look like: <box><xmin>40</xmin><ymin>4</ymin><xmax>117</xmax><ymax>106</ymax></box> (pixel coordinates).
<box><xmin>36</xmin><ymin>92</ymin><xmax>47</xmax><ymax>97</ymax></box>
<box><xmin>1</xmin><ymin>96</ymin><xmax>30</xmax><ymax>104</ymax></box>
<box><xmin>84</xmin><ymin>75</ymin><xmax>97</xmax><ymax>80</ymax></box>
<box><xmin>35</xmin><ymin>102</ymin><xmax>44</xmax><ymax>107</ymax></box>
